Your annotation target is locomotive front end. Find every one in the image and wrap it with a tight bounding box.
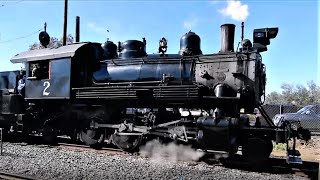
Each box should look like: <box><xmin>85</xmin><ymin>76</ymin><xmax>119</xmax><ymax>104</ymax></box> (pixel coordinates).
<box><xmin>194</xmin><ymin>24</ymin><xmax>278</xmax><ymax>116</ymax></box>
<box><xmin>192</xmin><ymin>23</ymin><xmax>281</xmax><ymax>161</ymax></box>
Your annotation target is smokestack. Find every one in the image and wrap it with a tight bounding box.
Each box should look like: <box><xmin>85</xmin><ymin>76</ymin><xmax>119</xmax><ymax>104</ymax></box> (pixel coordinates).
<box><xmin>220</xmin><ymin>24</ymin><xmax>235</xmax><ymax>53</ymax></box>
<box><xmin>75</xmin><ymin>16</ymin><xmax>80</xmax><ymax>42</ymax></box>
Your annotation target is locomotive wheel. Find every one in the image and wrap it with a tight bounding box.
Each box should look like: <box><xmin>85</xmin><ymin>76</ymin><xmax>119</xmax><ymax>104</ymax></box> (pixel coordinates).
<box><xmin>112</xmin><ymin>133</ymin><xmax>143</xmax><ymax>152</ymax></box>
<box><xmin>111</xmin><ymin>118</ymin><xmax>143</xmax><ymax>152</ymax></box>
<box><xmin>80</xmin><ymin>129</ymin><xmax>104</xmax><ymax>149</ymax></box>
<box><xmin>42</xmin><ymin>124</ymin><xmax>58</xmax><ymax>145</ymax></box>
<box><xmin>242</xmin><ymin>137</ymin><xmax>271</xmax><ymax>167</ymax></box>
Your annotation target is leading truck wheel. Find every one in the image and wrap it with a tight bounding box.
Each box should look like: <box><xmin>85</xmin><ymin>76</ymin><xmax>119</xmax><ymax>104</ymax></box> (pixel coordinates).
<box><xmin>80</xmin><ymin>129</ymin><xmax>104</xmax><ymax>149</ymax></box>
<box><xmin>242</xmin><ymin>137</ymin><xmax>271</xmax><ymax>168</ymax></box>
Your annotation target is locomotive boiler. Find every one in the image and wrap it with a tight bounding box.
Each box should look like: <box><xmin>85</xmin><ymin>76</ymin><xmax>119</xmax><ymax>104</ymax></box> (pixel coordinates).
<box><xmin>0</xmin><ymin>22</ymin><xmax>310</xmax><ymax>165</ymax></box>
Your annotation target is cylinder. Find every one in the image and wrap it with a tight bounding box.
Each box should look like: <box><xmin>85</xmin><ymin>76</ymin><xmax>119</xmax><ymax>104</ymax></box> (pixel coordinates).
<box><xmin>75</xmin><ymin>16</ymin><xmax>80</xmax><ymax>43</ymax></box>
<box><xmin>214</xmin><ymin>84</ymin><xmax>236</xmax><ymax>97</ymax></box>
<box><xmin>213</xmin><ymin>84</ymin><xmax>237</xmax><ymax>118</ymax></box>
<box><xmin>220</xmin><ymin>24</ymin><xmax>235</xmax><ymax>53</ymax></box>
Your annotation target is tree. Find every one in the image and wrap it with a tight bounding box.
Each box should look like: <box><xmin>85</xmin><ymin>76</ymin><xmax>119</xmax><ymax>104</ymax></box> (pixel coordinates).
<box><xmin>29</xmin><ymin>34</ymin><xmax>74</xmax><ymax>50</ymax></box>
<box><xmin>265</xmin><ymin>91</ymin><xmax>283</xmax><ymax>104</ymax></box>
<box><xmin>307</xmin><ymin>81</ymin><xmax>320</xmax><ymax>103</ymax></box>
<box><xmin>280</xmin><ymin>83</ymin><xmax>295</xmax><ymax>104</ymax></box>
<box><xmin>265</xmin><ymin>81</ymin><xmax>320</xmax><ymax>106</ymax></box>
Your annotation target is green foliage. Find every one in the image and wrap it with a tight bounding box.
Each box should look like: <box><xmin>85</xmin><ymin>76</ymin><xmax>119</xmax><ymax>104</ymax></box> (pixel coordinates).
<box><xmin>265</xmin><ymin>81</ymin><xmax>320</xmax><ymax>106</ymax></box>
<box><xmin>273</xmin><ymin>142</ymin><xmax>286</xmax><ymax>151</ymax></box>
<box><xmin>29</xmin><ymin>34</ymin><xmax>74</xmax><ymax>50</ymax></box>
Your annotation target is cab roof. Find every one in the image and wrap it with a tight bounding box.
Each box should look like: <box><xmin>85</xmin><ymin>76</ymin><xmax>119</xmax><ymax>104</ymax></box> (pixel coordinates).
<box><xmin>10</xmin><ymin>42</ymin><xmax>100</xmax><ymax>63</ymax></box>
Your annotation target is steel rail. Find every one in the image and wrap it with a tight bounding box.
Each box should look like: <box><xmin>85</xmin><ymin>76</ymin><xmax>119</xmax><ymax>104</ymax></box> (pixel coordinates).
<box><xmin>57</xmin><ymin>143</ymin><xmax>126</xmax><ymax>154</ymax></box>
<box><xmin>0</xmin><ymin>171</ymin><xmax>40</xmax><ymax>180</ymax></box>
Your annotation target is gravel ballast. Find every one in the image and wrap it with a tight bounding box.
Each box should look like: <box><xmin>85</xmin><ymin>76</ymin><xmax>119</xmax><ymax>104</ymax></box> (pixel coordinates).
<box><xmin>0</xmin><ymin>143</ymin><xmax>309</xmax><ymax>180</ymax></box>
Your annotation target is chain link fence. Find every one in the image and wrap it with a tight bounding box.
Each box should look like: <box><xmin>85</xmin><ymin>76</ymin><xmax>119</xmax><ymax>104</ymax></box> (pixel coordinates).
<box><xmin>260</xmin><ymin>104</ymin><xmax>320</xmax><ymax>135</ymax></box>
<box><xmin>0</xmin><ymin>128</ymin><xmax>3</xmax><ymax>155</ymax></box>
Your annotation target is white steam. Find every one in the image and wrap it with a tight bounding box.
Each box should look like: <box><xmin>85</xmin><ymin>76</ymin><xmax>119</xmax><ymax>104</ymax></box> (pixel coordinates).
<box><xmin>183</xmin><ymin>17</ymin><xmax>199</xmax><ymax>30</ymax></box>
<box><xmin>219</xmin><ymin>0</ymin><xmax>249</xmax><ymax>21</ymax></box>
<box><xmin>139</xmin><ymin>140</ymin><xmax>205</xmax><ymax>163</ymax></box>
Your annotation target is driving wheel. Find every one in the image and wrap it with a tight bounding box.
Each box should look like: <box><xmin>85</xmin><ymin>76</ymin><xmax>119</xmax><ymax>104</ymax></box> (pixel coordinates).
<box><xmin>111</xmin><ymin>119</ymin><xmax>143</xmax><ymax>152</ymax></box>
<box><xmin>80</xmin><ymin>128</ymin><xmax>105</xmax><ymax>149</ymax></box>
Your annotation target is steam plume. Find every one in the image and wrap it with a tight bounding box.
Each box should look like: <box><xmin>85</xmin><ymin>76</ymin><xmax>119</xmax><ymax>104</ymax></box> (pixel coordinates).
<box><xmin>139</xmin><ymin>140</ymin><xmax>205</xmax><ymax>163</ymax></box>
<box><xmin>219</xmin><ymin>0</ymin><xmax>249</xmax><ymax>21</ymax></box>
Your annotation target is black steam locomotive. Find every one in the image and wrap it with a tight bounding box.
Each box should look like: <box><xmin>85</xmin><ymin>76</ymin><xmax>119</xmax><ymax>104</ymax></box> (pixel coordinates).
<box><xmin>0</xmin><ymin>23</ymin><xmax>310</xmax><ymax>164</ymax></box>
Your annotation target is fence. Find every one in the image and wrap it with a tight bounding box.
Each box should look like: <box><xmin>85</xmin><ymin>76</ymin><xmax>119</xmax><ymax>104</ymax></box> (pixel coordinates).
<box><xmin>0</xmin><ymin>128</ymin><xmax>2</xmax><ymax>155</ymax></box>
<box><xmin>261</xmin><ymin>104</ymin><xmax>302</xmax><ymax>119</ymax></box>
<box><xmin>260</xmin><ymin>104</ymin><xmax>320</xmax><ymax>135</ymax></box>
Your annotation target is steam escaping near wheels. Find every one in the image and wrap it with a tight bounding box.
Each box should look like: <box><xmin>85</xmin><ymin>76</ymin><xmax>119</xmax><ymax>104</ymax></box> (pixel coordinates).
<box><xmin>139</xmin><ymin>140</ymin><xmax>205</xmax><ymax>163</ymax></box>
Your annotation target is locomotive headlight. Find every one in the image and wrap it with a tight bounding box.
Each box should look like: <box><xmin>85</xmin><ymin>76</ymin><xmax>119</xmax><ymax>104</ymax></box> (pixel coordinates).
<box><xmin>266</xmin><ymin>28</ymin><xmax>278</xmax><ymax>39</ymax></box>
<box><xmin>253</xmin><ymin>27</ymin><xmax>278</xmax><ymax>46</ymax></box>
<box><xmin>254</xmin><ymin>32</ymin><xmax>265</xmax><ymax>38</ymax></box>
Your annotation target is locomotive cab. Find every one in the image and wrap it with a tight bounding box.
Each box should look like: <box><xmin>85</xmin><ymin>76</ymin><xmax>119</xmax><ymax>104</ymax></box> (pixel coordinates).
<box><xmin>10</xmin><ymin>42</ymin><xmax>103</xmax><ymax>100</ymax></box>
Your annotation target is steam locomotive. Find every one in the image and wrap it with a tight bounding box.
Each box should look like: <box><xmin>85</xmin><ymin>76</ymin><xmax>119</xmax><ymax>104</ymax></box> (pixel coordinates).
<box><xmin>0</xmin><ymin>23</ymin><xmax>310</xmax><ymax>165</ymax></box>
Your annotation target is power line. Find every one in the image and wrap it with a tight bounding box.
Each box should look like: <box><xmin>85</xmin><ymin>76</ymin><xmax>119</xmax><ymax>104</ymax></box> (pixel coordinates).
<box><xmin>0</xmin><ymin>0</ymin><xmax>24</xmax><ymax>8</ymax></box>
<box><xmin>0</xmin><ymin>28</ymin><xmax>43</xmax><ymax>44</ymax></box>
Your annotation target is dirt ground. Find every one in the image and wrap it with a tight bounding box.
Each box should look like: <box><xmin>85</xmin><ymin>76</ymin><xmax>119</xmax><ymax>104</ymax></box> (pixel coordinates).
<box><xmin>272</xmin><ymin>136</ymin><xmax>320</xmax><ymax>162</ymax></box>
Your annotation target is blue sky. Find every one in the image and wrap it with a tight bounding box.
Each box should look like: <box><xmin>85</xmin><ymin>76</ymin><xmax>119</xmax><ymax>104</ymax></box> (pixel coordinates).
<box><xmin>0</xmin><ymin>0</ymin><xmax>318</xmax><ymax>94</ymax></box>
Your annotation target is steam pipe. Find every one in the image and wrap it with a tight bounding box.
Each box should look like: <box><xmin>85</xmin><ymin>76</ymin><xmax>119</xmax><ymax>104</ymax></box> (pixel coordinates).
<box><xmin>75</xmin><ymin>16</ymin><xmax>80</xmax><ymax>42</ymax></box>
<box><xmin>220</xmin><ymin>24</ymin><xmax>235</xmax><ymax>53</ymax></box>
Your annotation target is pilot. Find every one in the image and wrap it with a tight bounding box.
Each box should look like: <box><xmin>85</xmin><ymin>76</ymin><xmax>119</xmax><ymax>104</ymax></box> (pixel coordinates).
<box><xmin>17</xmin><ymin>75</ymin><xmax>26</xmax><ymax>97</ymax></box>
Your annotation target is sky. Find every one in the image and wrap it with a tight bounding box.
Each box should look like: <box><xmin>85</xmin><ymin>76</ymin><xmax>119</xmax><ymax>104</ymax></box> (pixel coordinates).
<box><xmin>0</xmin><ymin>0</ymin><xmax>318</xmax><ymax>94</ymax></box>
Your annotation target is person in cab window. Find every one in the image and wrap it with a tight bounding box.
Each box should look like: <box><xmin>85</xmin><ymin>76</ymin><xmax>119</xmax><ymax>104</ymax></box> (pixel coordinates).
<box><xmin>31</xmin><ymin>64</ymin><xmax>40</xmax><ymax>78</ymax></box>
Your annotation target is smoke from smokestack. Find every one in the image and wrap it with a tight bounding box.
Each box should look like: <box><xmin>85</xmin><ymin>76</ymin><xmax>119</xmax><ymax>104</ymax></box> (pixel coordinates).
<box><xmin>218</xmin><ymin>0</ymin><xmax>249</xmax><ymax>22</ymax></box>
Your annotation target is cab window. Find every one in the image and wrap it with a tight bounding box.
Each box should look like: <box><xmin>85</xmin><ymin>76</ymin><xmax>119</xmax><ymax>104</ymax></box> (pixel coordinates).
<box><xmin>28</xmin><ymin>61</ymin><xmax>50</xmax><ymax>80</ymax></box>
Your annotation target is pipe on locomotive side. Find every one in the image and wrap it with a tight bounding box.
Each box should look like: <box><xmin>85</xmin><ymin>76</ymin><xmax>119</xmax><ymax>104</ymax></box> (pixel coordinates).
<box><xmin>220</xmin><ymin>24</ymin><xmax>235</xmax><ymax>53</ymax></box>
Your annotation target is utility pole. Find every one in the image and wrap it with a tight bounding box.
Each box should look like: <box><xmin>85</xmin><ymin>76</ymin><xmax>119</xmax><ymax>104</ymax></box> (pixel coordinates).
<box><xmin>241</xmin><ymin>22</ymin><xmax>244</xmax><ymax>42</ymax></box>
<box><xmin>75</xmin><ymin>16</ymin><xmax>80</xmax><ymax>42</ymax></box>
<box><xmin>63</xmin><ymin>0</ymin><xmax>68</xmax><ymax>46</ymax></box>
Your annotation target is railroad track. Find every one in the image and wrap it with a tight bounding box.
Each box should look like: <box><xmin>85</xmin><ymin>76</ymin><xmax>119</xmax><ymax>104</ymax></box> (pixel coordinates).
<box><xmin>2</xmin><ymin>138</ymin><xmax>319</xmax><ymax>179</ymax></box>
<box><xmin>57</xmin><ymin>143</ymin><xmax>127</xmax><ymax>155</ymax></box>
<box><xmin>58</xmin><ymin>142</ymin><xmax>319</xmax><ymax>179</ymax></box>
<box><xmin>0</xmin><ymin>171</ymin><xmax>39</xmax><ymax>180</ymax></box>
